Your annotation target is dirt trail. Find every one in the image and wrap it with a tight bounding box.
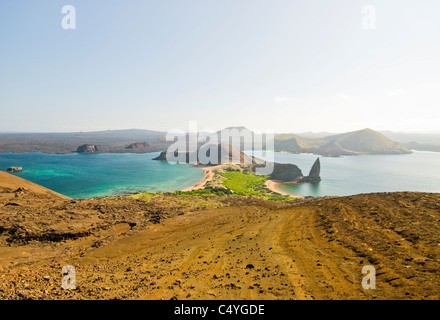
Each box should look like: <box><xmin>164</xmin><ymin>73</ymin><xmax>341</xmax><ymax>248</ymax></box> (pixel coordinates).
<box><xmin>1</xmin><ymin>180</ymin><xmax>440</xmax><ymax>299</ymax></box>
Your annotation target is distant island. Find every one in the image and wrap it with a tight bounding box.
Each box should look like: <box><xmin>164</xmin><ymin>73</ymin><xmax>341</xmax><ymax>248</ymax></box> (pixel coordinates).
<box><xmin>152</xmin><ymin>143</ymin><xmax>321</xmax><ymax>197</ymax></box>
<box><xmin>273</xmin><ymin>128</ymin><xmax>411</xmax><ymax>156</ymax></box>
<box><xmin>2</xmin><ymin>127</ymin><xmax>438</xmax><ymax>156</ymax></box>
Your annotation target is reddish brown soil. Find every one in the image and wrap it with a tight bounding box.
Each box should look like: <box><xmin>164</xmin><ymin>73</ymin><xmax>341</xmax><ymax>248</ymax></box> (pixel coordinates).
<box><xmin>0</xmin><ymin>172</ymin><xmax>439</xmax><ymax>300</ymax></box>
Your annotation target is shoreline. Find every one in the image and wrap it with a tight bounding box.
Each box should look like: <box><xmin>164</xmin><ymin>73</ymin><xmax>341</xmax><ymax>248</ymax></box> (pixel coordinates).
<box><xmin>182</xmin><ymin>165</ymin><xmax>303</xmax><ymax>199</ymax></box>
<box><xmin>265</xmin><ymin>179</ymin><xmax>294</xmax><ymax>197</ymax></box>
<box><xmin>182</xmin><ymin>165</ymin><xmax>224</xmax><ymax>191</ymax></box>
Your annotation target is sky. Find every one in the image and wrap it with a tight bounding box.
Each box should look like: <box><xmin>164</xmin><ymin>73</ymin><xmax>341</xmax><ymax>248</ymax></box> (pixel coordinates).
<box><xmin>0</xmin><ymin>0</ymin><xmax>439</xmax><ymax>133</ymax></box>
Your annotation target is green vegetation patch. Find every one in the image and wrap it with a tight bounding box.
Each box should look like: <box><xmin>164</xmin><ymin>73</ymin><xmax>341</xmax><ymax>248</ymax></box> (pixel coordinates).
<box><xmin>220</xmin><ymin>171</ymin><xmax>268</xmax><ymax>196</ymax></box>
<box><xmin>219</xmin><ymin>171</ymin><xmax>291</xmax><ymax>201</ymax></box>
<box><xmin>130</xmin><ymin>192</ymin><xmax>158</xmax><ymax>202</ymax></box>
<box><xmin>129</xmin><ymin>171</ymin><xmax>292</xmax><ymax>202</ymax></box>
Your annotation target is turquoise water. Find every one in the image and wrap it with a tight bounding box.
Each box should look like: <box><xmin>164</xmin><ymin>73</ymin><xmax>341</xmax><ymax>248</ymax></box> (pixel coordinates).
<box><xmin>0</xmin><ymin>152</ymin><xmax>205</xmax><ymax>198</ymax></box>
<box><xmin>249</xmin><ymin>151</ymin><xmax>440</xmax><ymax>197</ymax></box>
<box><xmin>1</xmin><ymin>151</ymin><xmax>439</xmax><ymax>199</ymax></box>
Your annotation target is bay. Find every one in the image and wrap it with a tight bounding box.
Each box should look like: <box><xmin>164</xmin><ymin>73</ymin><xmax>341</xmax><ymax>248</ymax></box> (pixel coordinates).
<box><xmin>0</xmin><ymin>152</ymin><xmax>205</xmax><ymax>199</ymax></box>
<box><xmin>1</xmin><ymin>150</ymin><xmax>439</xmax><ymax>199</ymax></box>
<box><xmin>250</xmin><ymin>150</ymin><xmax>440</xmax><ymax>197</ymax></box>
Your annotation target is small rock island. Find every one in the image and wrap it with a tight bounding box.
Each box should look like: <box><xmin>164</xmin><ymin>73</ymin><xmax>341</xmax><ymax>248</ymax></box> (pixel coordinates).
<box><xmin>76</xmin><ymin>144</ymin><xmax>99</xmax><ymax>153</ymax></box>
<box><xmin>270</xmin><ymin>157</ymin><xmax>321</xmax><ymax>183</ymax></box>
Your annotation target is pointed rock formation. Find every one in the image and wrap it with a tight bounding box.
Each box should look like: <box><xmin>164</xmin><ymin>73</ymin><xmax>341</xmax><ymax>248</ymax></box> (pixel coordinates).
<box><xmin>299</xmin><ymin>157</ymin><xmax>321</xmax><ymax>183</ymax></box>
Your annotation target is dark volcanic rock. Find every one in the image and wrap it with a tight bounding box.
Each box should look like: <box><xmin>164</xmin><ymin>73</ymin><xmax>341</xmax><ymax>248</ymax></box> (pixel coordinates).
<box><xmin>153</xmin><ymin>151</ymin><xmax>167</xmax><ymax>161</ymax></box>
<box><xmin>126</xmin><ymin>142</ymin><xmax>150</xmax><ymax>150</ymax></box>
<box><xmin>76</xmin><ymin>144</ymin><xmax>99</xmax><ymax>153</ymax></box>
<box><xmin>299</xmin><ymin>158</ymin><xmax>321</xmax><ymax>183</ymax></box>
<box><xmin>269</xmin><ymin>163</ymin><xmax>303</xmax><ymax>182</ymax></box>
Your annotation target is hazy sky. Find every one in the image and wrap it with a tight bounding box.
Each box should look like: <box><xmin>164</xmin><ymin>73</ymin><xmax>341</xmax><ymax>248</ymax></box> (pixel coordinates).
<box><xmin>1</xmin><ymin>0</ymin><xmax>439</xmax><ymax>133</ymax></box>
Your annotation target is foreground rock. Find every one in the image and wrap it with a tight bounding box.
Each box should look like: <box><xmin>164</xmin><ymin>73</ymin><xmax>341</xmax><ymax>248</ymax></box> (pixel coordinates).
<box><xmin>1</xmin><ymin>173</ymin><xmax>440</xmax><ymax>300</ymax></box>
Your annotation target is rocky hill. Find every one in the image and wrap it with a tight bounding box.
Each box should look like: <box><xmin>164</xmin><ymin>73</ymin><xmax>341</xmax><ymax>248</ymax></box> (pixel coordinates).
<box><xmin>0</xmin><ymin>129</ymin><xmax>168</xmax><ymax>154</ymax></box>
<box><xmin>275</xmin><ymin>128</ymin><xmax>411</xmax><ymax>156</ymax></box>
<box><xmin>0</xmin><ymin>128</ymin><xmax>412</xmax><ymax>157</ymax></box>
<box><xmin>1</xmin><ymin>174</ymin><xmax>440</xmax><ymax>300</ymax></box>
<box><xmin>0</xmin><ymin>171</ymin><xmax>69</xmax><ymax>200</ymax></box>
<box><xmin>153</xmin><ymin>143</ymin><xmax>260</xmax><ymax>166</ymax></box>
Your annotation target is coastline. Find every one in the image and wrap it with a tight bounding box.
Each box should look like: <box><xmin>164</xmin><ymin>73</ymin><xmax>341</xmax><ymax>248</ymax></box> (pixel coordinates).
<box><xmin>182</xmin><ymin>165</ymin><xmax>223</xmax><ymax>191</ymax></box>
<box><xmin>182</xmin><ymin>165</ymin><xmax>302</xmax><ymax>198</ymax></box>
<box><xmin>265</xmin><ymin>179</ymin><xmax>289</xmax><ymax>196</ymax></box>
<box><xmin>265</xmin><ymin>179</ymin><xmax>298</xmax><ymax>197</ymax></box>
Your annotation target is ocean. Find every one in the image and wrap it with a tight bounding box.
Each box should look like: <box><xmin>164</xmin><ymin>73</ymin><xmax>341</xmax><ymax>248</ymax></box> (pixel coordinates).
<box><xmin>250</xmin><ymin>150</ymin><xmax>440</xmax><ymax>197</ymax></box>
<box><xmin>1</xmin><ymin>151</ymin><xmax>439</xmax><ymax>198</ymax></box>
<box><xmin>0</xmin><ymin>152</ymin><xmax>205</xmax><ymax>198</ymax></box>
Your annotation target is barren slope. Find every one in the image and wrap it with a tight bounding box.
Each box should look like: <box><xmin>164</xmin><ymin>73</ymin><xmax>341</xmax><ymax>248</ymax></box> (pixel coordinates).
<box><xmin>0</xmin><ymin>175</ymin><xmax>439</xmax><ymax>300</ymax></box>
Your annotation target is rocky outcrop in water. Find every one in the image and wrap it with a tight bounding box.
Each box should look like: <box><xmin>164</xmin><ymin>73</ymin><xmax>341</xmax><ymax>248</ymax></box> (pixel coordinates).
<box><xmin>299</xmin><ymin>158</ymin><xmax>321</xmax><ymax>183</ymax></box>
<box><xmin>6</xmin><ymin>167</ymin><xmax>23</xmax><ymax>172</ymax></box>
<box><xmin>153</xmin><ymin>151</ymin><xmax>167</xmax><ymax>161</ymax></box>
<box><xmin>76</xmin><ymin>144</ymin><xmax>99</xmax><ymax>153</ymax></box>
<box><xmin>269</xmin><ymin>163</ymin><xmax>303</xmax><ymax>182</ymax></box>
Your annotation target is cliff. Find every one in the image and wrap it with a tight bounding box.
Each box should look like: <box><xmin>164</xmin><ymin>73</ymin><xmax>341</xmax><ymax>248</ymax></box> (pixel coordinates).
<box><xmin>76</xmin><ymin>144</ymin><xmax>99</xmax><ymax>153</ymax></box>
<box><xmin>269</xmin><ymin>163</ymin><xmax>303</xmax><ymax>182</ymax></box>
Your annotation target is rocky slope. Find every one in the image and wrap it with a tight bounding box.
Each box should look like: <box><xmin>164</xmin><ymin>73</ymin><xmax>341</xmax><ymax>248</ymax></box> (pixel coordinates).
<box><xmin>0</xmin><ymin>175</ymin><xmax>439</xmax><ymax>300</ymax></box>
<box><xmin>275</xmin><ymin>128</ymin><xmax>411</xmax><ymax>157</ymax></box>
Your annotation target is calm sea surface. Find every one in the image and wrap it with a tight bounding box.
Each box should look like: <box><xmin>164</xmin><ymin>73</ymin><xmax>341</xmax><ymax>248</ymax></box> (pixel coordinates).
<box><xmin>250</xmin><ymin>150</ymin><xmax>440</xmax><ymax>197</ymax></box>
<box><xmin>0</xmin><ymin>152</ymin><xmax>205</xmax><ymax>198</ymax></box>
<box><xmin>1</xmin><ymin>151</ymin><xmax>439</xmax><ymax>198</ymax></box>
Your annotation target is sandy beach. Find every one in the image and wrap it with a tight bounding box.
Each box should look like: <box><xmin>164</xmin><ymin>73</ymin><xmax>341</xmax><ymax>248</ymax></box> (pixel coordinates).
<box><xmin>183</xmin><ymin>166</ymin><xmax>297</xmax><ymax>198</ymax></box>
<box><xmin>182</xmin><ymin>165</ymin><xmax>223</xmax><ymax>191</ymax></box>
<box><xmin>265</xmin><ymin>179</ymin><xmax>293</xmax><ymax>196</ymax></box>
